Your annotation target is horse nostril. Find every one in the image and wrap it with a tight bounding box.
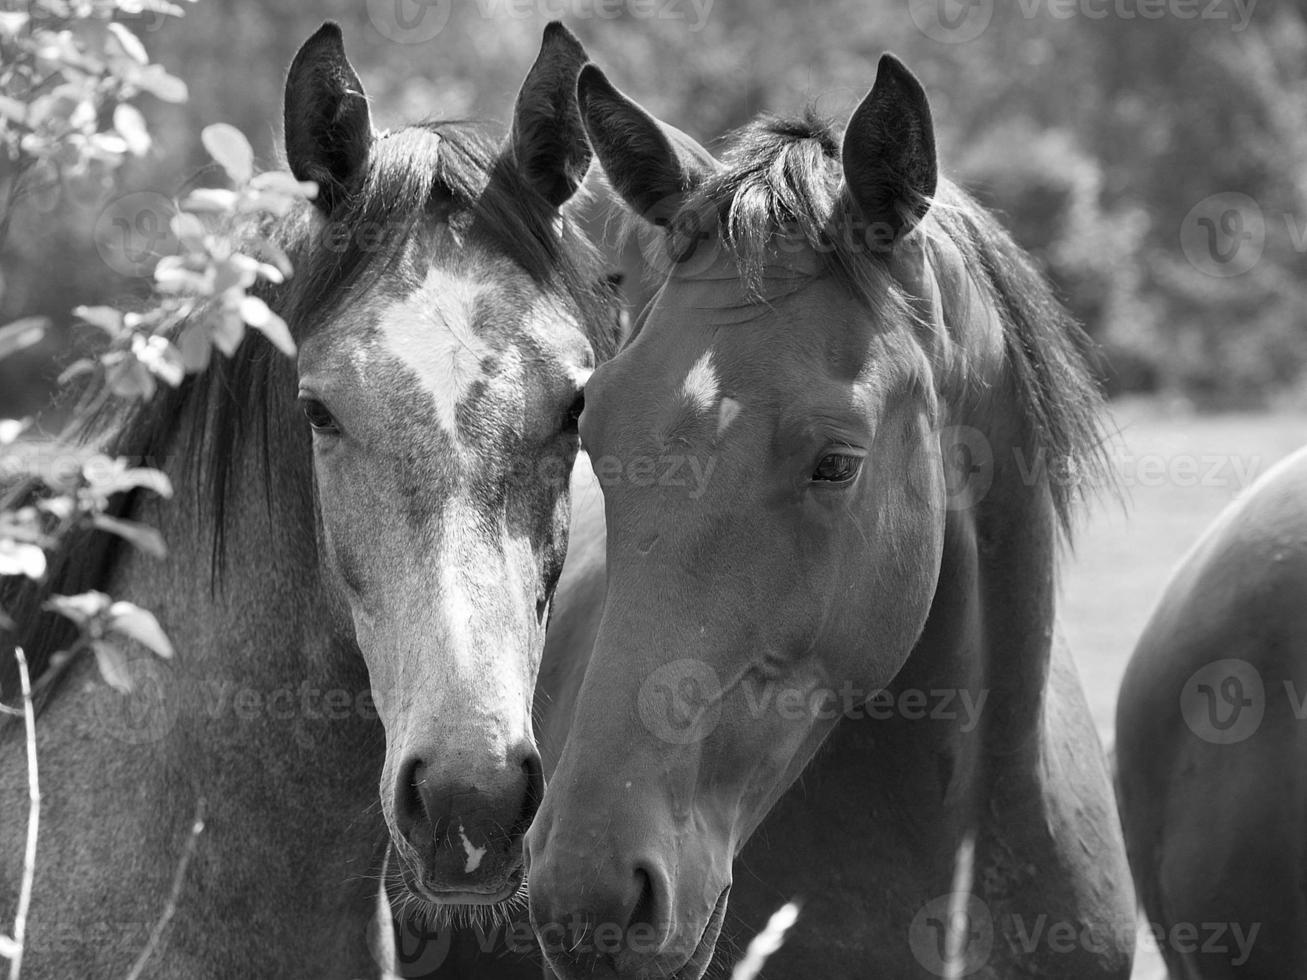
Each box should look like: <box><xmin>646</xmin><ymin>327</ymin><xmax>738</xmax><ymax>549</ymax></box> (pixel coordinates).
<box><xmin>629</xmin><ymin>866</ymin><xmax>659</xmax><ymax>935</ymax></box>
<box><xmin>512</xmin><ymin>750</ymin><xmax>545</xmax><ymax>841</ymax></box>
<box><xmin>393</xmin><ymin>755</ymin><xmax>432</xmax><ymax>841</ymax></box>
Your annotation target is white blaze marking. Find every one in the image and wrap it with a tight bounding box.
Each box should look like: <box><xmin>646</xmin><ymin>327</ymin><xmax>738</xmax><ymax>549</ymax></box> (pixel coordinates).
<box><xmin>457</xmin><ymin>822</ymin><xmax>486</xmax><ymax>873</ymax></box>
<box><xmin>680</xmin><ymin>349</ymin><xmax>719</xmax><ymax>412</ymax></box>
<box><xmin>377</xmin><ymin>267</ymin><xmax>490</xmax><ymax>436</ymax></box>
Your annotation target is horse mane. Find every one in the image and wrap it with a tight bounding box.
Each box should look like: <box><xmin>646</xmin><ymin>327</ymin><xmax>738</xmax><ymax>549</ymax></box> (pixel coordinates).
<box><xmin>0</xmin><ymin>119</ymin><xmax>618</xmax><ymax>708</ymax></box>
<box><xmin>672</xmin><ymin>109</ymin><xmax>1110</xmax><ymax>536</ymax></box>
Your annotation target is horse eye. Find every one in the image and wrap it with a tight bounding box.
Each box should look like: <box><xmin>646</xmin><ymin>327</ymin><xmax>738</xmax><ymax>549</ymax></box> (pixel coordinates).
<box><xmin>812</xmin><ymin>452</ymin><xmax>863</xmax><ymax>485</ymax></box>
<box><xmin>563</xmin><ymin>391</ymin><xmax>584</xmax><ymax>432</ymax></box>
<box><xmin>300</xmin><ymin>397</ymin><xmax>340</xmax><ymax>435</ymax></box>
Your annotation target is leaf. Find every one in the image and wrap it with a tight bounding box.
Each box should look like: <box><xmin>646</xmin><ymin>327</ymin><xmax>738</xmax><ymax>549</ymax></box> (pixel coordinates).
<box><xmin>81</xmin><ymin>458</ymin><xmax>173</xmax><ymax>500</ymax></box>
<box><xmin>240</xmin><ymin>295</ymin><xmax>295</xmax><ymax>356</ymax></box>
<box><xmin>0</xmin><ymin>540</ymin><xmax>46</xmax><ymax>580</ymax></box>
<box><xmin>106</xmin><ymin>22</ymin><xmax>149</xmax><ymax>65</ymax></box>
<box><xmin>131</xmin><ymin>64</ymin><xmax>188</xmax><ymax>104</ymax></box>
<box><xmin>0</xmin><ymin>94</ymin><xmax>27</xmax><ymax>122</ymax></box>
<box><xmin>113</xmin><ymin>103</ymin><xmax>151</xmax><ymax>156</ymax></box>
<box><xmin>57</xmin><ymin>358</ymin><xmax>97</xmax><ymax>386</ymax></box>
<box><xmin>108</xmin><ymin>601</ymin><xmax>173</xmax><ymax>658</ymax></box>
<box><xmin>180</xmin><ymin>187</ymin><xmax>237</xmax><ymax>213</ymax></box>
<box><xmin>177</xmin><ymin>321</ymin><xmax>212</xmax><ymax>372</ymax></box>
<box><xmin>202</xmin><ymin>123</ymin><xmax>253</xmax><ymax>185</ymax></box>
<box><xmin>73</xmin><ymin>305</ymin><xmax>125</xmax><ymax>336</ymax></box>
<box><xmin>170</xmin><ymin>211</ymin><xmax>206</xmax><ymax>252</ymax></box>
<box><xmin>105</xmin><ymin>353</ymin><xmax>157</xmax><ymax>399</ymax></box>
<box><xmin>210</xmin><ymin>306</ymin><xmax>245</xmax><ymax>356</ymax></box>
<box><xmin>45</xmin><ymin>591</ymin><xmax>112</xmax><ymax>626</ymax></box>
<box><xmin>0</xmin><ymin>933</ymin><xmax>20</xmax><ymax>959</ymax></box>
<box><xmin>131</xmin><ymin>333</ymin><xmax>185</xmax><ymax>386</ymax></box>
<box><xmin>250</xmin><ymin>170</ymin><xmax>317</xmax><ymax>199</ymax></box>
<box><xmin>0</xmin><ymin>418</ymin><xmax>26</xmax><ymax>444</ymax></box>
<box><xmin>92</xmin><ymin>514</ymin><xmax>167</xmax><ymax>558</ymax></box>
<box><xmin>0</xmin><ymin>317</ymin><xmax>47</xmax><ymax>359</ymax></box>
<box><xmin>91</xmin><ymin>638</ymin><xmax>134</xmax><ymax>693</ymax></box>
<box><xmin>0</xmin><ymin>11</ymin><xmax>28</xmax><ymax>37</ymax></box>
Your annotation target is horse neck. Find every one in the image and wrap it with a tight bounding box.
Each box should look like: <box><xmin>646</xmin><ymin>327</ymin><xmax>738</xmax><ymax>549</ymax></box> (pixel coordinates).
<box><xmin>119</xmin><ymin>367</ymin><xmax>361</xmax><ymax>692</ymax></box>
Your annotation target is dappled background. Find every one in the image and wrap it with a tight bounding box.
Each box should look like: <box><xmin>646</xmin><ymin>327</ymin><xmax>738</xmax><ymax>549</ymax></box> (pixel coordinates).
<box><xmin>5</xmin><ymin>0</ymin><xmax>1307</xmax><ymax>414</ymax></box>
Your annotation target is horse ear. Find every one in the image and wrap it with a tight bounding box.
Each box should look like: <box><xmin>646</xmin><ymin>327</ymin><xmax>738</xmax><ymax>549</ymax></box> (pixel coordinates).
<box><xmin>577</xmin><ymin>63</ymin><xmax>717</xmax><ymax>224</ymax></box>
<box><xmin>507</xmin><ymin>22</ymin><xmax>593</xmax><ymax>209</ymax></box>
<box><xmin>284</xmin><ymin>22</ymin><xmax>373</xmax><ymax>214</ymax></box>
<box><xmin>841</xmin><ymin>53</ymin><xmax>937</xmax><ymax>246</ymax></box>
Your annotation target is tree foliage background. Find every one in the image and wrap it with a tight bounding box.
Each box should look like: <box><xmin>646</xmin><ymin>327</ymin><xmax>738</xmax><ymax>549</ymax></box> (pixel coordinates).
<box><xmin>3</xmin><ymin>0</ymin><xmax>1307</xmax><ymax>416</ymax></box>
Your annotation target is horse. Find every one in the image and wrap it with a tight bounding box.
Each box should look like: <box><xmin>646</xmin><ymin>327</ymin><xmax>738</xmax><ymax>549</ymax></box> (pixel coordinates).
<box><xmin>1116</xmin><ymin>444</ymin><xmax>1307</xmax><ymax>978</ymax></box>
<box><xmin>0</xmin><ymin>21</ymin><xmax>618</xmax><ymax>978</ymax></box>
<box><xmin>524</xmin><ymin>55</ymin><xmax>1138</xmax><ymax>978</ymax></box>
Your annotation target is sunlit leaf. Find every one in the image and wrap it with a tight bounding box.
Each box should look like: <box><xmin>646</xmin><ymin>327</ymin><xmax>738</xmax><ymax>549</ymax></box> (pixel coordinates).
<box><xmin>202</xmin><ymin>123</ymin><xmax>253</xmax><ymax>185</ymax></box>
<box><xmin>0</xmin><ymin>419</ymin><xmax>27</xmax><ymax>445</ymax></box>
<box><xmin>45</xmin><ymin>591</ymin><xmax>113</xmax><ymax>626</ymax></box>
<box><xmin>105</xmin><ymin>352</ymin><xmax>157</xmax><ymax>399</ymax></box>
<box><xmin>240</xmin><ymin>295</ymin><xmax>295</xmax><ymax>356</ymax></box>
<box><xmin>181</xmin><ymin>187</ymin><xmax>237</xmax><ymax>213</ymax></box>
<box><xmin>91</xmin><ymin>638</ymin><xmax>134</xmax><ymax>693</ymax></box>
<box><xmin>0</xmin><ymin>540</ymin><xmax>46</xmax><ymax>580</ymax></box>
<box><xmin>0</xmin><ymin>317</ymin><xmax>47</xmax><ymax>359</ymax></box>
<box><xmin>131</xmin><ymin>64</ymin><xmax>188</xmax><ymax>103</ymax></box>
<box><xmin>73</xmin><ymin>305</ymin><xmax>125</xmax><ymax>336</ymax></box>
<box><xmin>113</xmin><ymin>103</ymin><xmax>151</xmax><ymax>156</ymax></box>
<box><xmin>92</xmin><ymin>513</ymin><xmax>166</xmax><ymax>558</ymax></box>
<box><xmin>106</xmin><ymin>22</ymin><xmax>149</xmax><ymax>65</ymax></box>
<box><xmin>250</xmin><ymin>170</ymin><xmax>317</xmax><ymax>199</ymax></box>
<box><xmin>0</xmin><ymin>11</ymin><xmax>29</xmax><ymax>37</ymax></box>
<box><xmin>131</xmin><ymin>333</ymin><xmax>185</xmax><ymax>386</ymax></box>
<box><xmin>108</xmin><ymin>601</ymin><xmax>173</xmax><ymax>658</ymax></box>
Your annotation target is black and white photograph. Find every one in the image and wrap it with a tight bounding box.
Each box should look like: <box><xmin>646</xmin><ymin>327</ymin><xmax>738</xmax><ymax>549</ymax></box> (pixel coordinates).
<box><xmin>0</xmin><ymin>0</ymin><xmax>1303</xmax><ymax>976</ymax></box>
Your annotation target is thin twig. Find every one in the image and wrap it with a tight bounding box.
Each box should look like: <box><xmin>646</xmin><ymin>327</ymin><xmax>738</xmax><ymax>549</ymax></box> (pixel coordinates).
<box><xmin>5</xmin><ymin>646</ymin><xmax>39</xmax><ymax>980</ymax></box>
<box><xmin>123</xmin><ymin>797</ymin><xmax>205</xmax><ymax>980</ymax></box>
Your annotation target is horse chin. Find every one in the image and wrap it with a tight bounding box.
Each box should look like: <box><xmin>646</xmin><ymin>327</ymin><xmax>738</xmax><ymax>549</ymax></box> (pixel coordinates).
<box><xmin>672</xmin><ymin>885</ymin><xmax>730</xmax><ymax>980</ymax></box>
<box><xmin>391</xmin><ymin>861</ymin><xmax>529</xmax><ymax>919</ymax></box>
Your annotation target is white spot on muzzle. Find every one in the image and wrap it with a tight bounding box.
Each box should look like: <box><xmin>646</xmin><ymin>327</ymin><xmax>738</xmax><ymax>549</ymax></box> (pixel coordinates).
<box><xmin>457</xmin><ymin>822</ymin><xmax>487</xmax><ymax>873</ymax></box>
<box><xmin>378</xmin><ymin>267</ymin><xmax>490</xmax><ymax>436</ymax></box>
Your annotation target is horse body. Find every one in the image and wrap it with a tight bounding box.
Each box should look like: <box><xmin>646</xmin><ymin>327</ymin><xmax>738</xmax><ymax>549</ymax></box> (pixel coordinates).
<box><xmin>527</xmin><ymin>54</ymin><xmax>1134</xmax><ymax>979</ymax></box>
<box><xmin>1116</xmin><ymin>444</ymin><xmax>1307</xmax><ymax>979</ymax></box>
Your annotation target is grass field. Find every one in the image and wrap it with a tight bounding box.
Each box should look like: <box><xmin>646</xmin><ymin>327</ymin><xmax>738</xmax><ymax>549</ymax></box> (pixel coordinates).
<box><xmin>1061</xmin><ymin>397</ymin><xmax>1305</xmax><ymax>979</ymax></box>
